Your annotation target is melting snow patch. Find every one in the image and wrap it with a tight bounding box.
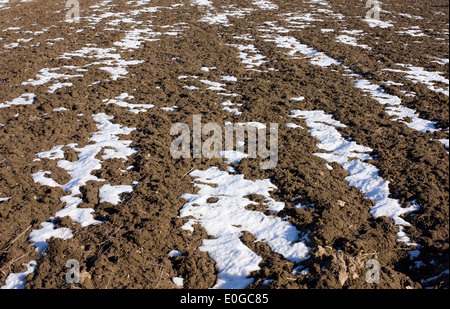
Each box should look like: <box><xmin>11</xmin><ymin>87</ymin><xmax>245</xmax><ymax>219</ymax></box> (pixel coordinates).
<box><xmin>251</xmin><ymin>0</ymin><xmax>278</xmax><ymax>10</ymax></box>
<box><xmin>431</xmin><ymin>58</ymin><xmax>449</xmax><ymax>65</ymax></box>
<box><xmin>179</xmin><ymin>167</ymin><xmax>309</xmax><ymax>289</ymax></box>
<box><xmin>221</xmin><ymin>76</ymin><xmax>238</xmax><ymax>82</ymax></box>
<box><xmin>336</xmin><ymin>35</ymin><xmax>371</xmax><ymax>50</ymax></box>
<box><xmin>48</xmin><ymin>82</ymin><xmax>73</xmax><ymax>93</ymax></box>
<box><xmin>0</xmin><ymin>193</ymin><xmax>11</xmax><ymax>202</ymax></box>
<box><xmin>0</xmin><ymin>261</ymin><xmax>37</xmax><ymax>289</ymax></box>
<box><xmin>290</xmin><ymin>97</ymin><xmax>305</xmax><ymax>101</ymax></box>
<box><xmin>364</xmin><ymin>18</ymin><xmax>393</xmax><ymax>28</ymax></box>
<box><xmin>104</xmin><ymin>93</ymin><xmax>154</xmax><ymax>113</ymax></box>
<box><xmin>219</xmin><ymin>150</ymin><xmax>249</xmax><ymax>164</ymax></box>
<box><xmin>191</xmin><ymin>0</ymin><xmax>212</xmax><ymax>5</ymax></box>
<box><xmin>200</xmin><ymin>80</ymin><xmax>227</xmax><ymax>91</ymax></box>
<box><xmin>354</xmin><ymin>79</ymin><xmax>438</xmax><ymax>133</ymax></box>
<box><xmin>37</xmin><ymin>145</ymin><xmax>65</xmax><ymax>160</ymax></box>
<box><xmin>286</xmin><ymin>123</ymin><xmax>303</xmax><ymax>129</ymax></box>
<box><xmin>258</xmin><ymin>28</ymin><xmax>440</xmax><ymax>138</ymax></box>
<box><xmin>228</xmin><ymin>44</ymin><xmax>268</xmax><ymax>70</ymax></box>
<box><xmin>172</xmin><ymin>277</ymin><xmax>184</xmax><ymax>287</ymax></box>
<box><xmin>29</xmin><ymin>222</ymin><xmax>73</xmax><ymax>254</ymax></box>
<box><xmin>290</xmin><ymin>110</ymin><xmax>420</xmax><ymax>243</ymax></box>
<box><xmin>22</xmin><ymin>68</ymin><xmax>82</xmax><ymax>87</ymax></box>
<box><xmin>32</xmin><ymin>113</ymin><xmax>136</xmax><ymax>248</ymax></box>
<box><xmin>382</xmin><ymin>64</ymin><xmax>449</xmax><ymax>96</ymax></box>
<box><xmin>0</xmin><ymin>93</ymin><xmax>35</xmax><ymax>108</ymax></box>
<box><xmin>201</xmin><ymin>67</ymin><xmax>216</xmax><ymax>72</ymax></box>
<box><xmin>437</xmin><ymin>139</ymin><xmax>449</xmax><ymax>149</ymax></box>
<box><xmin>53</xmin><ymin>107</ymin><xmax>68</xmax><ymax>112</ymax></box>
<box><xmin>168</xmin><ymin>250</ymin><xmax>182</xmax><ymax>257</ymax></box>
<box><xmin>263</xmin><ymin>35</ymin><xmax>340</xmax><ymax>67</ymax></box>
<box><xmin>99</xmin><ymin>184</ymin><xmax>133</xmax><ymax>205</ymax></box>
<box><xmin>160</xmin><ymin>106</ymin><xmax>178</xmax><ymax>111</ymax></box>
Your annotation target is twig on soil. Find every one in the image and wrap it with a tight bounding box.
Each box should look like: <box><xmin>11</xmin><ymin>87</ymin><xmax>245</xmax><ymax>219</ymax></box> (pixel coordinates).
<box><xmin>0</xmin><ymin>252</ymin><xmax>32</xmax><ymax>273</ymax></box>
<box><xmin>0</xmin><ymin>225</ymin><xmax>32</xmax><ymax>255</ymax></box>
<box><xmin>181</xmin><ymin>167</ymin><xmax>195</xmax><ymax>178</ymax></box>
<box><xmin>290</xmin><ymin>53</ymin><xmax>324</xmax><ymax>60</ymax></box>
<box><xmin>360</xmin><ymin>251</ymin><xmax>379</xmax><ymax>258</ymax></box>
<box><xmin>154</xmin><ymin>265</ymin><xmax>165</xmax><ymax>288</ymax></box>
<box><xmin>104</xmin><ymin>276</ymin><xmax>111</xmax><ymax>289</ymax></box>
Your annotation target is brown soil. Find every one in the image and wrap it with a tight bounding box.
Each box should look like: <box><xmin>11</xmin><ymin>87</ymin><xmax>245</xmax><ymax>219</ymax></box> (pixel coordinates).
<box><xmin>0</xmin><ymin>0</ymin><xmax>448</xmax><ymax>289</ymax></box>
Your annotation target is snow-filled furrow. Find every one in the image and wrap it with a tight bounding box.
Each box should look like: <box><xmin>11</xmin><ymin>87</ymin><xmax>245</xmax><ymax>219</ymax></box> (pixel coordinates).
<box><xmin>251</xmin><ymin>0</ymin><xmax>278</xmax><ymax>10</ymax></box>
<box><xmin>228</xmin><ymin>43</ymin><xmax>269</xmax><ymax>71</ymax></box>
<box><xmin>103</xmin><ymin>93</ymin><xmax>154</xmax><ymax>113</ymax></box>
<box><xmin>7</xmin><ymin>2</ymin><xmax>183</xmax><ymax>96</ymax></box>
<box><xmin>262</xmin><ymin>32</ymin><xmax>445</xmax><ymax>143</ymax></box>
<box><xmin>178</xmin><ymin>67</ymin><xmax>240</xmax><ymax>101</ymax></box>
<box><xmin>179</xmin><ymin>71</ymin><xmax>242</xmax><ymax>114</ymax></box>
<box><xmin>382</xmin><ymin>64</ymin><xmax>449</xmax><ymax>97</ymax></box>
<box><xmin>335</xmin><ymin>34</ymin><xmax>371</xmax><ymax>50</ymax></box>
<box><xmin>1</xmin><ymin>0</ymin><xmax>185</xmax><ymax>289</ymax></box>
<box><xmin>289</xmin><ymin>110</ymin><xmax>420</xmax><ymax>245</ymax></box>
<box><xmin>1</xmin><ymin>113</ymin><xmax>137</xmax><ymax>289</ymax></box>
<box><xmin>0</xmin><ymin>0</ymin><xmax>33</xmax><ymax>11</ymax></box>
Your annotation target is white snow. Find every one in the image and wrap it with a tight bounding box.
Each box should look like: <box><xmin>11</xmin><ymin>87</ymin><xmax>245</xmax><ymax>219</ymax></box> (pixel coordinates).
<box><xmin>29</xmin><ymin>222</ymin><xmax>73</xmax><ymax>254</ymax></box>
<box><xmin>382</xmin><ymin>64</ymin><xmax>449</xmax><ymax>96</ymax></box>
<box><xmin>222</xmin><ymin>76</ymin><xmax>238</xmax><ymax>82</ymax></box>
<box><xmin>236</xmin><ymin>122</ymin><xmax>267</xmax><ymax>130</ymax></box>
<box><xmin>286</xmin><ymin>123</ymin><xmax>303</xmax><ymax>129</ymax></box>
<box><xmin>251</xmin><ymin>0</ymin><xmax>278</xmax><ymax>10</ymax></box>
<box><xmin>258</xmin><ymin>28</ymin><xmax>441</xmax><ymax>138</ymax></box>
<box><xmin>0</xmin><ymin>193</ymin><xmax>11</xmax><ymax>203</ymax></box>
<box><xmin>48</xmin><ymin>82</ymin><xmax>73</xmax><ymax>93</ymax></box>
<box><xmin>222</xmin><ymin>106</ymin><xmax>242</xmax><ymax>115</ymax></box>
<box><xmin>437</xmin><ymin>139</ymin><xmax>449</xmax><ymax>149</ymax></box>
<box><xmin>200</xmin><ymin>67</ymin><xmax>216</xmax><ymax>72</ymax></box>
<box><xmin>160</xmin><ymin>106</ymin><xmax>178</xmax><ymax>111</ymax></box>
<box><xmin>219</xmin><ymin>150</ymin><xmax>249</xmax><ymax>164</ymax></box>
<box><xmin>263</xmin><ymin>35</ymin><xmax>341</xmax><ymax>67</ymax></box>
<box><xmin>200</xmin><ymin>80</ymin><xmax>228</xmax><ymax>92</ymax></box>
<box><xmin>336</xmin><ymin>35</ymin><xmax>371</xmax><ymax>50</ymax></box>
<box><xmin>0</xmin><ymin>93</ymin><xmax>35</xmax><ymax>108</ymax></box>
<box><xmin>31</xmin><ymin>171</ymin><xmax>62</xmax><ymax>188</ymax></box>
<box><xmin>431</xmin><ymin>58</ymin><xmax>449</xmax><ymax>65</ymax></box>
<box><xmin>99</xmin><ymin>184</ymin><xmax>133</xmax><ymax>205</ymax></box>
<box><xmin>0</xmin><ymin>261</ymin><xmax>37</xmax><ymax>289</ymax></box>
<box><xmin>53</xmin><ymin>107</ymin><xmax>68</xmax><ymax>112</ymax></box>
<box><xmin>32</xmin><ymin>114</ymin><xmax>136</xmax><ymax>253</ymax></box>
<box><xmin>168</xmin><ymin>250</ymin><xmax>182</xmax><ymax>257</ymax></box>
<box><xmin>191</xmin><ymin>0</ymin><xmax>212</xmax><ymax>6</ymax></box>
<box><xmin>104</xmin><ymin>93</ymin><xmax>154</xmax><ymax>113</ymax></box>
<box><xmin>228</xmin><ymin>44</ymin><xmax>268</xmax><ymax>70</ymax></box>
<box><xmin>184</xmin><ymin>85</ymin><xmax>199</xmax><ymax>90</ymax></box>
<box><xmin>21</xmin><ymin>68</ymin><xmax>82</xmax><ymax>86</ymax></box>
<box><xmin>290</xmin><ymin>97</ymin><xmax>305</xmax><ymax>101</ymax></box>
<box><xmin>290</xmin><ymin>110</ymin><xmax>420</xmax><ymax>240</ymax></box>
<box><xmin>172</xmin><ymin>277</ymin><xmax>184</xmax><ymax>287</ymax></box>
<box><xmin>364</xmin><ymin>18</ymin><xmax>394</xmax><ymax>28</ymax></box>
<box><xmin>354</xmin><ymin>79</ymin><xmax>439</xmax><ymax>133</ymax></box>
<box><xmin>179</xmin><ymin>167</ymin><xmax>309</xmax><ymax>289</ymax></box>
<box><xmin>37</xmin><ymin>145</ymin><xmax>65</xmax><ymax>160</ymax></box>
